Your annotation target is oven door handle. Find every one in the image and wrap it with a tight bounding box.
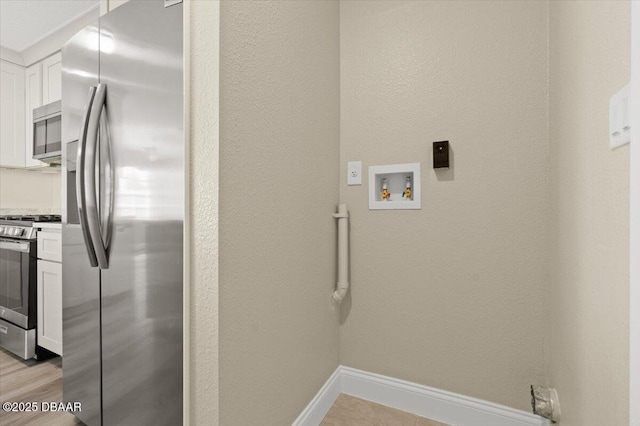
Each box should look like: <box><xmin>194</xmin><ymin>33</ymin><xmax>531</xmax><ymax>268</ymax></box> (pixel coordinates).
<box><xmin>0</xmin><ymin>241</ymin><xmax>31</xmax><ymax>253</ymax></box>
<box><xmin>84</xmin><ymin>83</ymin><xmax>109</xmax><ymax>270</ymax></box>
<box><xmin>77</xmin><ymin>86</ymin><xmax>98</xmax><ymax>267</ymax></box>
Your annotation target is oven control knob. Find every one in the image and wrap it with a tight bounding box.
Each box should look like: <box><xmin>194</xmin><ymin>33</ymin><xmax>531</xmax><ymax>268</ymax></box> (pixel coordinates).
<box><xmin>0</xmin><ymin>227</ymin><xmax>4</xmax><ymax>234</ymax></box>
<box><xmin>14</xmin><ymin>228</ymin><xmax>24</xmax><ymax>237</ymax></box>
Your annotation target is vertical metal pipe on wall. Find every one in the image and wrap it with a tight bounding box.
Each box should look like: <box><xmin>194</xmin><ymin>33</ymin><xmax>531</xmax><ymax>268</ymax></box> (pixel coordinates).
<box><xmin>333</xmin><ymin>204</ymin><xmax>349</xmax><ymax>303</ymax></box>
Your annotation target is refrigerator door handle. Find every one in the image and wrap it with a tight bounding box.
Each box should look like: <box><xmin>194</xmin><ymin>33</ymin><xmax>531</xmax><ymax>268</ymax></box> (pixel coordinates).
<box><xmin>76</xmin><ymin>86</ymin><xmax>98</xmax><ymax>267</ymax></box>
<box><xmin>84</xmin><ymin>83</ymin><xmax>110</xmax><ymax>270</ymax></box>
<box><xmin>99</xmin><ymin>106</ymin><xmax>114</xmax><ymax>251</ymax></box>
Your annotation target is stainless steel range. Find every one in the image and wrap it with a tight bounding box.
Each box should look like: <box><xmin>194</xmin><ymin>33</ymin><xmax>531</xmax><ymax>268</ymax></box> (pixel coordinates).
<box><xmin>0</xmin><ymin>214</ymin><xmax>61</xmax><ymax>359</ymax></box>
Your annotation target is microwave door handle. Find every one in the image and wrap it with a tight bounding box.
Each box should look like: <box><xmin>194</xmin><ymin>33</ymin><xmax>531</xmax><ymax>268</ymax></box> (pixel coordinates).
<box><xmin>84</xmin><ymin>83</ymin><xmax>109</xmax><ymax>270</ymax></box>
<box><xmin>77</xmin><ymin>86</ymin><xmax>98</xmax><ymax>267</ymax></box>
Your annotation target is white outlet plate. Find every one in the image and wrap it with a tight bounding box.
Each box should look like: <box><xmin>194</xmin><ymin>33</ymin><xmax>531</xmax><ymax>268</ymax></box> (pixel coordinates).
<box><xmin>347</xmin><ymin>161</ymin><xmax>362</xmax><ymax>185</ymax></box>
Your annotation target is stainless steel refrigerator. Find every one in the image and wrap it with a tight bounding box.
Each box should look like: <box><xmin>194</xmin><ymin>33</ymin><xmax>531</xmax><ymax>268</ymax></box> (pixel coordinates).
<box><xmin>61</xmin><ymin>1</ymin><xmax>183</xmax><ymax>424</ymax></box>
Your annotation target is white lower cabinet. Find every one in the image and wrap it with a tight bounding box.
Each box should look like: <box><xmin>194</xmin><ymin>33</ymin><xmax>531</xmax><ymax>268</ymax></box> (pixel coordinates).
<box><xmin>37</xmin><ymin>231</ymin><xmax>62</xmax><ymax>262</ymax></box>
<box><xmin>37</xmin><ymin>259</ymin><xmax>63</xmax><ymax>355</ymax></box>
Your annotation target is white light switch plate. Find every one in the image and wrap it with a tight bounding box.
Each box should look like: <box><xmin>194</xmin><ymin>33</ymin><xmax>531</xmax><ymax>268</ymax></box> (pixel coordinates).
<box><xmin>347</xmin><ymin>161</ymin><xmax>362</xmax><ymax>185</ymax></box>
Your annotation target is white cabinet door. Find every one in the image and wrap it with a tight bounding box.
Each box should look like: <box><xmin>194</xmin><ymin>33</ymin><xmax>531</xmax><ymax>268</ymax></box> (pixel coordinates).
<box><xmin>25</xmin><ymin>63</ymin><xmax>45</xmax><ymax>168</ymax></box>
<box><xmin>37</xmin><ymin>231</ymin><xmax>62</xmax><ymax>262</ymax></box>
<box><xmin>0</xmin><ymin>60</ymin><xmax>26</xmax><ymax>168</ymax></box>
<box><xmin>42</xmin><ymin>52</ymin><xmax>62</xmax><ymax>104</ymax></box>
<box><xmin>37</xmin><ymin>259</ymin><xmax>63</xmax><ymax>355</ymax></box>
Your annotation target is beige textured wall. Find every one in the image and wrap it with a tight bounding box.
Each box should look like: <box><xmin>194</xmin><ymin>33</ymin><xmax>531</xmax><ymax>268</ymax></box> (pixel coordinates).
<box><xmin>339</xmin><ymin>0</ymin><xmax>549</xmax><ymax>411</ymax></box>
<box><xmin>185</xmin><ymin>1</ymin><xmax>631</xmax><ymax>424</ymax></box>
<box><xmin>189</xmin><ymin>0</ymin><xmax>219</xmax><ymax>424</ymax></box>
<box><xmin>218</xmin><ymin>1</ymin><xmax>340</xmax><ymax>425</ymax></box>
<box><xmin>548</xmin><ymin>1</ymin><xmax>630</xmax><ymax>424</ymax></box>
<box><xmin>0</xmin><ymin>168</ymin><xmax>61</xmax><ymax>212</ymax></box>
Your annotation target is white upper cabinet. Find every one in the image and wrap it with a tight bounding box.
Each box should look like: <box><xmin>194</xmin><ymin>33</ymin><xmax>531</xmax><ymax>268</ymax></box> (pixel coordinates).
<box><xmin>25</xmin><ymin>62</ymin><xmax>45</xmax><ymax>168</ymax></box>
<box><xmin>0</xmin><ymin>60</ymin><xmax>26</xmax><ymax>168</ymax></box>
<box><xmin>42</xmin><ymin>53</ymin><xmax>62</xmax><ymax>104</ymax></box>
<box><xmin>0</xmin><ymin>52</ymin><xmax>61</xmax><ymax>169</ymax></box>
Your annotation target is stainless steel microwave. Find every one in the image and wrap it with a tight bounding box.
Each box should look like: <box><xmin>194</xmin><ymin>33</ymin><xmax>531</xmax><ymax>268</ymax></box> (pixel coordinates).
<box><xmin>33</xmin><ymin>100</ymin><xmax>62</xmax><ymax>164</ymax></box>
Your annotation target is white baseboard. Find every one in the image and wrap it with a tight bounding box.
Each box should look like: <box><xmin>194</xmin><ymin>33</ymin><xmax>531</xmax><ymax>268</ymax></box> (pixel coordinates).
<box><xmin>292</xmin><ymin>366</ymin><xmax>342</xmax><ymax>426</ymax></box>
<box><xmin>293</xmin><ymin>365</ymin><xmax>550</xmax><ymax>426</ymax></box>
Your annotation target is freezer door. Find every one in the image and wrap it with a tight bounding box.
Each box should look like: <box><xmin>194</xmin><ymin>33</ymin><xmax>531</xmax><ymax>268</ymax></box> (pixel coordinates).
<box><xmin>99</xmin><ymin>1</ymin><xmax>184</xmax><ymax>425</ymax></box>
<box><xmin>61</xmin><ymin>19</ymin><xmax>102</xmax><ymax>426</ymax></box>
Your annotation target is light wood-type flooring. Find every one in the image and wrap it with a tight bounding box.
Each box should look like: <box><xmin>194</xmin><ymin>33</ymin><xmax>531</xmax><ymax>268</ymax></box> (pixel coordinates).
<box><xmin>321</xmin><ymin>394</ymin><xmax>450</xmax><ymax>426</ymax></box>
<box><xmin>0</xmin><ymin>348</ymin><xmax>82</xmax><ymax>426</ymax></box>
<box><xmin>2</xmin><ymin>347</ymin><xmax>451</xmax><ymax>426</ymax></box>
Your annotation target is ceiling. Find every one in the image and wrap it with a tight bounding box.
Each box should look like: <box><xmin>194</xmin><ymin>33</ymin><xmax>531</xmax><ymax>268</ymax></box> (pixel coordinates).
<box><xmin>0</xmin><ymin>0</ymin><xmax>99</xmax><ymax>52</ymax></box>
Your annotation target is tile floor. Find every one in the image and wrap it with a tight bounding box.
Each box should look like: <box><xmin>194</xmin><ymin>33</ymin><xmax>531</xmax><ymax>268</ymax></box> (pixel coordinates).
<box><xmin>320</xmin><ymin>393</ymin><xmax>450</xmax><ymax>426</ymax></box>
